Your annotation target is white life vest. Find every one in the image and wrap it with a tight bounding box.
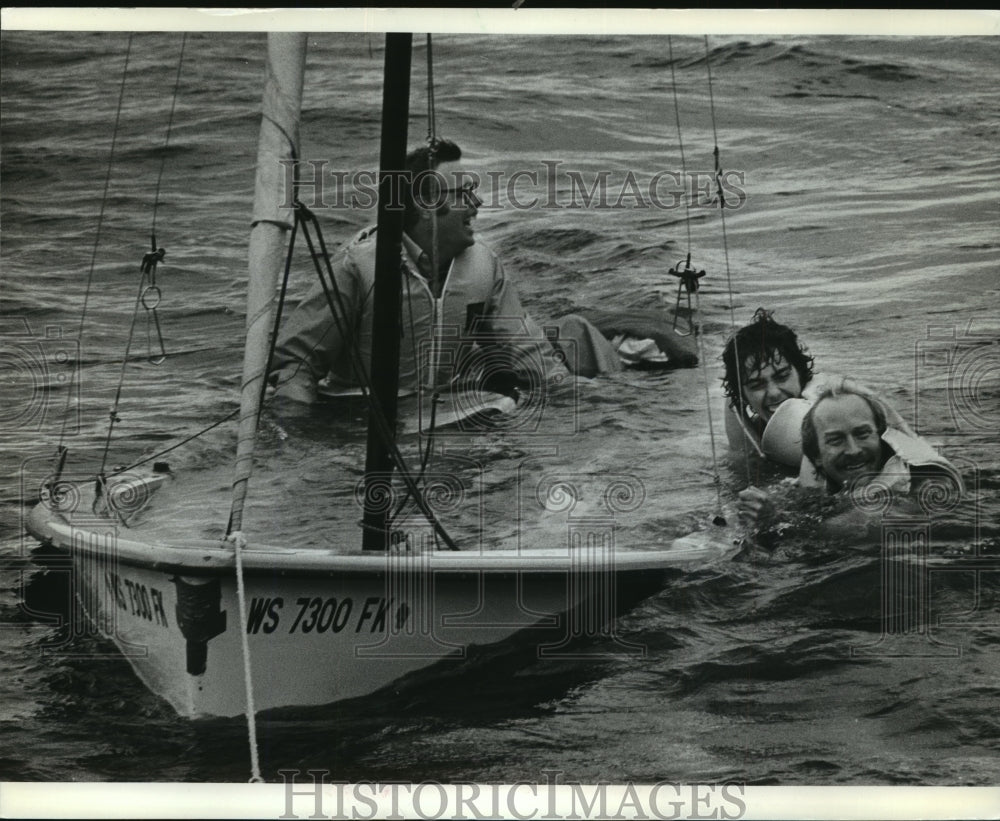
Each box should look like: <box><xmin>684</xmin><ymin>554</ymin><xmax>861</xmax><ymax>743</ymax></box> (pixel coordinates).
<box><xmin>798</xmin><ymin>427</ymin><xmax>964</xmax><ymax>494</ymax></box>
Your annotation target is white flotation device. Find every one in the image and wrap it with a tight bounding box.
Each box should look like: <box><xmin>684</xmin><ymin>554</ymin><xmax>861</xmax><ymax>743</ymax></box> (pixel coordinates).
<box><xmin>797</xmin><ymin>427</ymin><xmax>965</xmax><ymax>493</ymax></box>
<box><xmin>760</xmin><ymin>397</ymin><xmax>811</xmax><ymax>468</ymax></box>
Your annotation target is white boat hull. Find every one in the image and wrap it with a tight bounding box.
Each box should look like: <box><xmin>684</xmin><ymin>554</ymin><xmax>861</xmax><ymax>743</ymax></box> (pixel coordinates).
<box><xmin>26</xmin><ymin>478</ymin><xmax>735</xmax><ymax>718</ymax></box>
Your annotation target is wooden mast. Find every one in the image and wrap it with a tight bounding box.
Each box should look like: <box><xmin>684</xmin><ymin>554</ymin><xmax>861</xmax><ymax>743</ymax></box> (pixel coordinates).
<box><xmin>362</xmin><ymin>33</ymin><xmax>413</xmax><ymax>551</ymax></box>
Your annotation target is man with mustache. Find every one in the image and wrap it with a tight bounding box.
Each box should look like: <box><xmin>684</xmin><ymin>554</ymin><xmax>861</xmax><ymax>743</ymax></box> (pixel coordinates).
<box><xmin>799</xmin><ymin>385</ymin><xmax>963</xmax><ymax>495</ymax></box>
<box><xmin>737</xmin><ymin>383</ymin><xmax>964</xmax><ymax>527</ymax></box>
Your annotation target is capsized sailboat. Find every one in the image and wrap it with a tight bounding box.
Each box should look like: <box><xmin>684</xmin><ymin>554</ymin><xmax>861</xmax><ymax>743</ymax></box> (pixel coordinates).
<box><xmin>24</xmin><ymin>32</ymin><xmax>736</xmax><ymax>720</ymax></box>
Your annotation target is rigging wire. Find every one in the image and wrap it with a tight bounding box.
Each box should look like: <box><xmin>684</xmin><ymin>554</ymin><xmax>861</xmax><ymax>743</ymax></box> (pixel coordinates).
<box><xmin>703</xmin><ymin>35</ymin><xmax>753</xmax><ymax>487</ymax></box>
<box><xmin>151</xmin><ymin>32</ymin><xmax>187</xmax><ymax>239</ymax></box>
<box><xmin>425</xmin><ymin>33</ymin><xmax>443</xmax><ymax>442</ymax></box>
<box><xmin>425</xmin><ymin>33</ymin><xmax>437</xmax><ymax>144</ymax></box>
<box><xmin>667</xmin><ymin>37</ymin><xmax>694</xmax><ymax>259</ymax></box>
<box><xmin>665</xmin><ymin>36</ymin><xmax>727</xmax><ymax>525</ymax></box>
<box><xmin>386</xmin><ymin>32</ymin><xmax>446</xmax><ymax>542</ymax></box>
<box><xmin>399</xmin><ymin>35</ymin><xmax>444</xmax><ymax>529</ymax></box>
<box><xmin>41</xmin><ymin>36</ymin><xmax>236</xmax><ymax>491</ymax></box>
<box><xmin>388</xmin><ymin>274</ymin><xmax>439</xmax><ymax>532</ymax></box>
<box><xmin>97</xmin><ymin>267</ymin><xmax>163</xmax><ymax>477</ymax></box>
<box><xmin>97</xmin><ymin>36</ymin><xmax>189</xmax><ymax>480</ymax></box>
<box><xmin>252</xmin><ymin>148</ymin><xmax>301</xmax><ymax>444</ymax></box>
<box><xmin>292</xmin><ymin>205</ymin><xmax>460</xmax><ymax>550</ymax></box>
<box><xmin>52</xmin><ymin>33</ymin><xmax>135</xmax><ymax>478</ymax></box>
<box><xmin>692</xmin><ymin>283</ymin><xmax>727</xmax><ymax>525</ymax></box>
<box><xmin>115</xmin><ymin>408</ymin><xmax>241</xmax><ymax>473</ymax></box>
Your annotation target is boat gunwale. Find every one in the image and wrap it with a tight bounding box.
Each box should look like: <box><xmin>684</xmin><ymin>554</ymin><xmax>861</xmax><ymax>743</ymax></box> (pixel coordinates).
<box><xmin>26</xmin><ymin>500</ymin><xmax>730</xmax><ymax>579</ymax></box>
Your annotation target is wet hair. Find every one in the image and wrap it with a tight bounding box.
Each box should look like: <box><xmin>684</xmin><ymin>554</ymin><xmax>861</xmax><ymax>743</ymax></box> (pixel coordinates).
<box><xmin>721</xmin><ymin>308</ymin><xmax>815</xmax><ymax>413</ymax></box>
<box><xmin>402</xmin><ymin>138</ymin><xmax>463</xmax><ymax>229</ymax></box>
<box><xmin>801</xmin><ymin>384</ymin><xmax>888</xmax><ymax>467</ymax></box>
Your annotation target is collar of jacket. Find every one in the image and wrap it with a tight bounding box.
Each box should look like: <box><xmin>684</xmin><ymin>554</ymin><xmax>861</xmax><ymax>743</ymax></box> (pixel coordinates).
<box><xmin>401</xmin><ymin>231</ymin><xmax>433</xmax><ymax>279</ymax></box>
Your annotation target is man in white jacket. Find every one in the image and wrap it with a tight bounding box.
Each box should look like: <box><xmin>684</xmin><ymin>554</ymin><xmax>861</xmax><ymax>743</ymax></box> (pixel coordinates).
<box><xmin>270</xmin><ymin>139</ymin><xmax>570</xmax><ymax>405</ymax></box>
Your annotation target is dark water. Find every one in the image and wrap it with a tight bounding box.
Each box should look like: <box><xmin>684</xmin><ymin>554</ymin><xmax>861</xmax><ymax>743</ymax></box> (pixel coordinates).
<box><xmin>1</xmin><ymin>31</ymin><xmax>998</xmax><ymax>785</ymax></box>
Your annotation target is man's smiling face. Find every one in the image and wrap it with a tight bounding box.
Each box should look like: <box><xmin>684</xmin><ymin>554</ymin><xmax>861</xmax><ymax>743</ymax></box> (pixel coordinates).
<box><xmin>812</xmin><ymin>393</ymin><xmax>886</xmax><ymax>489</ymax></box>
<box><xmin>741</xmin><ymin>352</ymin><xmax>803</xmax><ymax>422</ymax></box>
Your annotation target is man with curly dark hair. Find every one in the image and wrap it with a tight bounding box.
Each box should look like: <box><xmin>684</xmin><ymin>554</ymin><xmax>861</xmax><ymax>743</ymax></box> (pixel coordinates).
<box><xmin>721</xmin><ymin>308</ymin><xmax>815</xmax><ymax>459</ymax></box>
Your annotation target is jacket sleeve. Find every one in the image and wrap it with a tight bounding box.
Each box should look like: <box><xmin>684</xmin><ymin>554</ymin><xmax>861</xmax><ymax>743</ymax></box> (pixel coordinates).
<box><xmin>270</xmin><ymin>248</ymin><xmax>362</xmax><ymax>403</ymax></box>
<box><xmin>480</xmin><ymin>255</ymin><xmax>569</xmax><ymax>381</ymax></box>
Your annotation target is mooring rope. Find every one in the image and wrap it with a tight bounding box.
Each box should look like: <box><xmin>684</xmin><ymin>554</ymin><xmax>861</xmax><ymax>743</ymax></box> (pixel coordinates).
<box><xmin>227</xmin><ymin>529</ymin><xmax>264</xmax><ymax>783</ymax></box>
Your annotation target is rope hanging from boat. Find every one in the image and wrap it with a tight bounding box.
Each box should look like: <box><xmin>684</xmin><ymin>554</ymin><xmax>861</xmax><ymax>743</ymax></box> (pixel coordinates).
<box><xmin>226</xmin><ymin>32</ymin><xmax>309</xmax><ymax>784</ymax></box>
<box><xmin>229</xmin><ymin>530</ymin><xmax>264</xmax><ymax>783</ymax></box>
